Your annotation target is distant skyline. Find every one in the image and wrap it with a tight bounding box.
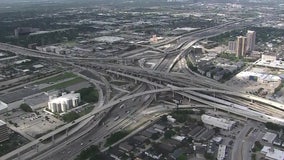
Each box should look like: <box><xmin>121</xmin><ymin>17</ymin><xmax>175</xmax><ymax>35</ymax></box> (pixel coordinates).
<box><xmin>1</xmin><ymin>0</ymin><xmax>282</xmax><ymax>3</ymax></box>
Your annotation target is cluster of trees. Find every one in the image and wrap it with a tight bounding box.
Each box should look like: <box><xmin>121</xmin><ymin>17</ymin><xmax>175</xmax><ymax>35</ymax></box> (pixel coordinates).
<box><xmin>105</xmin><ymin>131</ymin><xmax>128</xmax><ymax>147</ymax></box>
<box><xmin>204</xmin><ymin>153</ymin><xmax>214</xmax><ymax>160</ymax></box>
<box><xmin>151</xmin><ymin>132</ymin><xmax>160</xmax><ymax>140</ymax></box>
<box><xmin>77</xmin><ymin>87</ymin><xmax>99</xmax><ymax>103</ymax></box>
<box><xmin>251</xmin><ymin>141</ymin><xmax>263</xmax><ymax>152</ymax></box>
<box><xmin>62</xmin><ymin>111</ymin><xmax>80</xmax><ymax>123</ymax></box>
<box><xmin>164</xmin><ymin>129</ymin><xmax>176</xmax><ymax>139</ymax></box>
<box><xmin>265</xmin><ymin>122</ymin><xmax>283</xmax><ymax>131</ymax></box>
<box><xmin>75</xmin><ymin>145</ymin><xmax>104</xmax><ymax>160</ymax></box>
<box><xmin>186</xmin><ymin>58</ymin><xmax>197</xmax><ymax>72</ymax></box>
<box><xmin>8</xmin><ymin>120</ymin><xmax>18</xmax><ymax>127</ymax></box>
<box><xmin>218</xmin><ymin>52</ymin><xmax>240</xmax><ymax>61</ymax></box>
<box><xmin>177</xmin><ymin>154</ymin><xmax>187</xmax><ymax>160</ymax></box>
<box><xmin>171</xmin><ymin>109</ymin><xmax>201</xmax><ymax>123</ymax></box>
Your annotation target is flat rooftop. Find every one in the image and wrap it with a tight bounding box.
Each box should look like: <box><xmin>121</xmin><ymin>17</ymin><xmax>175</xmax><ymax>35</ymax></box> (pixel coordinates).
<box><xmin>0</xmin><ymin>88</ymin><xmax>41</xmax><ymax>104</ymax></box>
<box><xmin>24</xmin><ymin>93</ymin><xmax>49</xmax><ymax>107</ymax></box>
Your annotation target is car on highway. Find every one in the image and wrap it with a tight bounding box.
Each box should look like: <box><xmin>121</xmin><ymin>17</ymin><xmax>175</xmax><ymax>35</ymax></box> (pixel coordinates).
<box><xmin>114</xmin><ymin>116</ymin><xmax>120</xmax><ymax>121</ymax></box>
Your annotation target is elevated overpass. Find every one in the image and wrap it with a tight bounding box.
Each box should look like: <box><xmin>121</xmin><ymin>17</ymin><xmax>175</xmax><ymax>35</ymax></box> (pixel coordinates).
<box><xmin>3</xmin><ymin>84</ymin><xmax>284</xmax><ymax>160</ymax></box>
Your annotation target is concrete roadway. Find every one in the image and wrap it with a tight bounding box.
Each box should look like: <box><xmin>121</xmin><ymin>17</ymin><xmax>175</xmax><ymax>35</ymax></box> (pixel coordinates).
<box><xmin>105</xmin><ymin>69</ymin><xmax>284</xmax><ymax>113</ymax></box>
<box><xmin>36</xmin><ymin>84</ymin><xmax>154</xmax><ymax>160</ymax></box>
<box><xmin>231</xmin><ymin>121</ymin><xmax>263</xmax><ymax>160</ymax></box>
<box><xmin>0</xmin><ymin>18</ymin><xmax>263</xmax><ymax>159</ymax></box>
<box><xmin>0</xmin><ymin>68</ymin><xmax>108</xmax><ymax>160</ymax></box>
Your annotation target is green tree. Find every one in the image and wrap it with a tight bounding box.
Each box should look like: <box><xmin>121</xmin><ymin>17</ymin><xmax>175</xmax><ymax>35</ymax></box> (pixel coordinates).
<box><xmin>105</xmin><ymin>131</ymin><xmax>128</xmax><ymax>147</ymax></box>
<box><xmin>252</xmin><ymin>141</ymin><xmax>263</xmax><ymax>152</ymax></box>
<box><xmin>151</xmin><ymin>133</ymin><xmax>160</xmax><ymax>140</ymax></box>
<box><xmin>20</xmin><ymin>103</ymin><xmax>33</xmax><ymax>112</ymax></box>
<box><xmin>172</xmin><ymin>114</ymin><xmax>187</xmax><ymax>123</ymax></box>
<box><xmin>75</xmin><ymin>145</ymin><xmax>103</xmax><ymax>160</ymax></box>
<box><xmin>204</xmin><ymin>153</ymin><xmax>214</xmax><ymax>160</ymax></box>
<box><xmin>178</xmin><ymin>154</ymin><xmax>187</xmax><ymax>160</ymax></box>
<box><xmin>213</xmin><ymin>127</ymin><xmax>220</xmax><ymax>134</ymax></box>
<box><xmin>62</xmin><ymin>111</ymin><xmax>80</xmax><ymax>123</ymax></box>
<box><xmin>199</xmin><ymin>109</ymin><xmax>206</xmax><ymax>115</ymax></box>
<box><xmin>265</xmin><ymin>122</ymin><xmax>282</xmax><ymax>131</ymax></box>
<box><xmin>161</xmin><ymin>115</ymin><xmax>167</xmax><ymax>122</ymax></box>
<box><xmin>251</xmin><ymin>153</ymin><xmax>256</xmax><ymax>160</ymax></box>
<box><xmin>77</xmin><ymin>87</ymin><xmax>98</xmax><ymax>103</ymax></box>
<box><xmin>164</xmin><ymin>130</ymin><xmax>176</xmax><ymax>139</ymax></box>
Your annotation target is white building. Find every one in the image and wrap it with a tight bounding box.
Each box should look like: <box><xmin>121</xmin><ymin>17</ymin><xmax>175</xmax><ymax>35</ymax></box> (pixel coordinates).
<box><xmin>172</xmin><ymin>135</ymin><xmax>186</xmax><ymax>142</ymax></box>
<box><xmin>246</xmin><ymin>30</ymin><xmax>256</xmax><ymax>52</ymax></box>
<box><xmin>167</xmin><ymin>115</ymin><xmax>176</xmax><ymax>123</ymax></box>
<box><xmin>48</xmin><ymin>92</ymin><xmax>80</xmax><ymax>113</ymax></box>
<box><xmin>261</xmin><ymin>146</ymin><xmax>284</xmax><ymax>160</ymax></box>
<box><xmin>217</xmin><ymin>145</ymin><xmax>226</xmax><ymax>160</ymax></box>
<box><xmin>262</xmin><ymin>54</ymin><xmax>276</xmax><ymax>62</ymax></box>
<box><xmin>201</xmin><ymin>115</ymin><xmax>236</xmax><ymax>130</ymax></box>
<box><xmin>262</xmin><ymin>132</ymin><xmax>277</xmax><ymax>143</ymax></box>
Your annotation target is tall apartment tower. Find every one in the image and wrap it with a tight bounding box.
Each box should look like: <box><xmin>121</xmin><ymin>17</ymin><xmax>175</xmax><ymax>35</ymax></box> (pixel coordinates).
<box><xmin>246</xmin><ymin>30</ymin><xmax>256</xmax><ymax>52</ymax></box>
<box><xmin>236</xmin><ymin>36</ymin><xmax>247</xmax><ymax>57</ymax></box>
<box><xmin>228</xmin><ymin>41</ymin><xmax>236</xmax><ymax>52</ymax></box>
<box><xmin>0</xmin><ymin>120</ymin><xmax>9</xmax><ymax>142</ymax></box>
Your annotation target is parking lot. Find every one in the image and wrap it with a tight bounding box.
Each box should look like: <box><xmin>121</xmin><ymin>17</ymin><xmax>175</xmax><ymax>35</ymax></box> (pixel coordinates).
<box><xmin>1</xmin><ymin>109</ymin><xmax>64</xmax><ymax>138</ymax></box>
<box><xmin>225</xmin><ymin>67</ymin><xmax>281</xmax><ymax>95</ymax></box>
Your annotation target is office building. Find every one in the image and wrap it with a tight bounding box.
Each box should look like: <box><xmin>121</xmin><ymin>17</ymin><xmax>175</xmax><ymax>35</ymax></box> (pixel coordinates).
<box><xmin>47</xmin><ymin>92</ymin><xmax>81</xmax><ymax>113</ymax></box>
<box><xmin>236</xmin><ymin>36</ymin><xmax>247</xmax><ymax>57</ymax></box>
<box><xmin>201</xmin><ymin>114</ymin><xmax>236</xmax><ymax>130</ymax></box>
<box><xmin>246</xmin><ymin>30</ymin><xmax>256</xmax><ymax>52</ymax></box>
<box><xmin>0</xmin><ymin>120</ymin><xmax>9</xmax><ymax>142</ymax></box>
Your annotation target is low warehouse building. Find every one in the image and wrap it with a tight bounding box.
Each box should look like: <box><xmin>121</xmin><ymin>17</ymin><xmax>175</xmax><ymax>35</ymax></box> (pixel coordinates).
<box><xmin>201</xmin><ymin>114</ymin><xmax>236</xmax><ymax>130</ymax></box>
<box><xmin>262</xmin><ymin>132</ymin><xmax>277</xmax><ymax>144</ymax></box>
<box><xmin>261</xmin><ymin>146</ymin><xmax>284</xmax><ymax>160</ymax></box>
<box><xmin>0</xmin><ymin>88</ymin><xmax>41</xmax><ymax>111</ymax></box>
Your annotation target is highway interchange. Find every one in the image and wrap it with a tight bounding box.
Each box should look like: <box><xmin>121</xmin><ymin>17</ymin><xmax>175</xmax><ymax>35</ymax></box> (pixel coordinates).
<box><xmin>1</xmin><ymin>18</ymin><xmax>284</xmax><ymax>160</ymax></box>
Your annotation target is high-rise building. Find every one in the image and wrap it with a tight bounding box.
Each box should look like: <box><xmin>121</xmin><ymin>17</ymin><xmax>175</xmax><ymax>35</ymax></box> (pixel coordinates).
<box><xmin>236</xmin><ymin>36</ymin><xmax>247</xmax><ymax>57</ymax></box>
<box><xmin>228</xmin><ymin>41</ymin><xmax>236</xmax><ymax>52</ymax></box>
<box><xmin>0</xmin><ymin>120</ymin><xmax>9</xmax><ymax>142</ymax></box>
<box><xmin>246</xmin><ymin>30</ymin><xmax>256</xmax><ymax>52</ymax></box>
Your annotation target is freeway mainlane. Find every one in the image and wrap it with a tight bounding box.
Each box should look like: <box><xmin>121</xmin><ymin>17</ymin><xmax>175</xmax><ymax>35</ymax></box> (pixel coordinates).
<box><xmin>37</xmin><ymin>84</ymin><xmax>155</xmax><ymax>160</ymax></box>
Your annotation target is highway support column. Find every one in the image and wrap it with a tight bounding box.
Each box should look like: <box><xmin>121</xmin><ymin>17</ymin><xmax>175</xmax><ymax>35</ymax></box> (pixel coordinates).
<box><xmin>66</xmin><ymin>128</ymin><xmax>69</xmax><ymax>137</ymax></box>
<box><xmin>52</xmin><ymin>135</ymin><xmax>55</xmax><ymax>144</ymax></box>
<box><xmin>17</xmin><ymin>151</ymin><xmax>21</xmax><ymax>160</ymax></box>
<box><xmin>36</xmin><ymin>143</ymin><xmax>39</xmax><ymax>152</ymax></box>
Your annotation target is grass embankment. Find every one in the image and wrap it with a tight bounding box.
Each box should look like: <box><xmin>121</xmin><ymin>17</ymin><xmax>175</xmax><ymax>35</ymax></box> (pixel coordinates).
<box><xmin>41</xmin><ymin>77</ymin><xmax>85</xmax><ymax>91</ymax></box>
<box><xmin>35</xmin><ymin>72</ymin><xmax>76</xmax><ymax>84</ymax></box>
